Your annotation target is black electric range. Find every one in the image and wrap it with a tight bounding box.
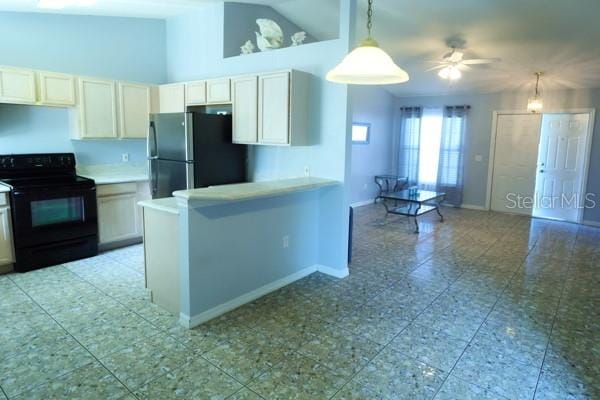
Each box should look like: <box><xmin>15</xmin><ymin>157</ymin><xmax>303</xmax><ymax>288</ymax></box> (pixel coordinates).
<box><xmin>0</xmin><ymin>153</ymin><xmax>98</xmax><ymax>272</ymax></box>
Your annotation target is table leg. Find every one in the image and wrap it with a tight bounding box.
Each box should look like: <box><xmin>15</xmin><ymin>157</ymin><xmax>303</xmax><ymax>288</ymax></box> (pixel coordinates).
<box><xmin>413</xmin><ymin>204</ymin><xmax>421</xmax><ymax>233</ymax></box>
<box><xmin>435</xmin><ymin>204</ymin><xmax>444</xmax><ymax>222</ymax></box>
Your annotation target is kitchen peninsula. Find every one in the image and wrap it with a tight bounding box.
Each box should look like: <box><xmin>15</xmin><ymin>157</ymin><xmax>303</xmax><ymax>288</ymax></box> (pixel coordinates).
<box><xmin>139</xmin><ymin>177</ymin><xmax>348</xmax><ymax>328</ymax></box>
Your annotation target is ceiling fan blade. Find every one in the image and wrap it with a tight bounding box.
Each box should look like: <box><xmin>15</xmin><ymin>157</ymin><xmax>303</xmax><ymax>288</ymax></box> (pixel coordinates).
<box><xmin>463</xmin><ymin>58</ymin><xmax>501</xmax><ymax>65</ymax></box>
<box><xmin>425</xmin><ymin>65</ymin><xmax>447</xmax><ymax>72</ymax></box>
<box><xmin>457</xmin><ymin>64</ymin><xmax>472</xmax><ymax>71</ymax></box>
<box><xmin>448</xmin><ymin>51</ymin><xmax>464</xmax><ymax>63</ymax></box>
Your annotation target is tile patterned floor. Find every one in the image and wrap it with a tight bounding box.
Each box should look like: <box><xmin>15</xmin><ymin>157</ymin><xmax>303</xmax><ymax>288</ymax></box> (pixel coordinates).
<box><xmin>0</xmin><ymin>204</ymin><xmax>599</xmax><ymax>399</ymax></box>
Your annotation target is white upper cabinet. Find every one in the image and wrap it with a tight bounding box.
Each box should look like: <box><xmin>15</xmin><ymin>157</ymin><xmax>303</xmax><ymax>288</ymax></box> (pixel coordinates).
<box><xmin>232</xmin><ymin>76</ymin><xmax>258</xmax><ymax>144</ymax></box>
<box><xmin>159</xmin><ymin>83</ymin><xmax>185</xmax><ymax>113</ymax></box>
<box><xmin>185</xmin><ymin>81</ymin><xmax>207</xmax><ymax>105</ymax></box>
<box><xmin>258</xmin><ymin>72</ymin><xmax>291</xmax><ymax>145</ymax></box>
<box><xmin>0</xmin><ymin>67</ymin><xmax>36</xmax><ymax>104</ymax></box>
<box><xmin>39</xmin><ymin>71</ymin><xmax>76</xmax><ymax>106</ymax></box>
<box><xmin>75</xmin><ymin>77</ymin><xmax>118</xmax><ymax>139</ymax></box>
<box><xmin>206</xmin><ymin>78</ymin><xmax>231</xmax><ymax>104</ymax></box>
<box><xmin>119</xmin><ymin>82</ymin><xmax>150</xmax><ymax>139</ymax></box>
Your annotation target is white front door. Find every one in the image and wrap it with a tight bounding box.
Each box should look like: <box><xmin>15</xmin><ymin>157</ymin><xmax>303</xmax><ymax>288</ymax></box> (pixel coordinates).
<box><xmin>491</xmin><ymin>114</ymin><xmax>542</xmax><ymax>215</ymax></box>
<box><xmin>533</xmin><ymin>113</ymin><xmax>590</xmax><ymax>222</ymax></box>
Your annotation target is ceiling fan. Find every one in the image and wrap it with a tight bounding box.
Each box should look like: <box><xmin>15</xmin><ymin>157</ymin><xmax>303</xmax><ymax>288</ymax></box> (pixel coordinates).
<box><xmin>427</xmin><ymin>47</ymin><xmax>501</xmax><ymax>81</ymax></box>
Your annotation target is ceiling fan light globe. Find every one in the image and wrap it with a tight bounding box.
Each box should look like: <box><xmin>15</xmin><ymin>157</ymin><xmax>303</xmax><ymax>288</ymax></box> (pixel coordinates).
<box><xmin>326</xmin><ymin>42</ymin><xmax>410</xmax><ymax>85</ymax></box>
<box><xmin>438</xmin><ymin>66</ymin><xmax>461</xmax><ymax>80</ymax></box>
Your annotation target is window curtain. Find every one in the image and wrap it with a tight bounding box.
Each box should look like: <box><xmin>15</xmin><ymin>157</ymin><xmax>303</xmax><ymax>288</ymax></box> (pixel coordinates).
<box><xmin>397</xmin><ymin>107</ymin><xmax>422</xmax><ymax>186</ymax></box>
<box><xmin>437</xmin><ymin>105</ymin><xmax>469</xmax><ymax>205</ymax></box>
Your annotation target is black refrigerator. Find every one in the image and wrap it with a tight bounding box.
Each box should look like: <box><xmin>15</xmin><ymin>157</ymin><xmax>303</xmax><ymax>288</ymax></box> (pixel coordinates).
<box><xmin>147</xmin><ymin>111</ymin><xmax>247</xmax><ymax>199</ymax></box>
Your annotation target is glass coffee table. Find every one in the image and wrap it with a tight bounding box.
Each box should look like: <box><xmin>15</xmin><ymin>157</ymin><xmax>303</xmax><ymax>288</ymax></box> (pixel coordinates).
<box><xmin>380</xmin><ymin>190</ymin><xmax>446</xmax><ymax>233</ymax></box>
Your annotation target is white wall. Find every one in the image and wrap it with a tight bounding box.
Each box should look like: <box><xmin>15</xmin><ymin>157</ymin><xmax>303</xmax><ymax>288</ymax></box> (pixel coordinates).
<box><xmin>350</xmin><ymin>86</ymin><xmax>396</xmax><ymax>205</ymax></box>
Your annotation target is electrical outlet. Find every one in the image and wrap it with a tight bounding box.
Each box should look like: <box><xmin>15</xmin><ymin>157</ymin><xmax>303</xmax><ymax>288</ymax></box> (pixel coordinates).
<box><xmin>474</xmin><ymin>155</ymin><xmax>483</xmax><ymax>162</ymax></box>
<box><xmin>363</xmin><ymin>183</ymin><xmax>368</xmax><ymax>190</ymax></box>
<box><xmin>304</xmin><ymin>166</ymin><xmax>310</xmax><ymax>177</ymax></box>
<box><xmin>122</xmin><ymin>153</ymin><xmax>130</xmax><ymax>163</ymax></box>
<box><xmin>282</xmin><ymin>235</ymin><xmax>290</xmax><ymax>248</ymax></box>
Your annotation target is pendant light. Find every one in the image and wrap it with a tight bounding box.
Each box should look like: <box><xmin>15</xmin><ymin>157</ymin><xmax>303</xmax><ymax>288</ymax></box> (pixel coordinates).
<box><xmin>326</xmin><ymin>0</ymin><xmax>409</xmax><ymax>85</ymax></box>
<box><xmin>527</xmin><ymin>72</ymin><xmax>544</xmax><ymax>113</ymax></box>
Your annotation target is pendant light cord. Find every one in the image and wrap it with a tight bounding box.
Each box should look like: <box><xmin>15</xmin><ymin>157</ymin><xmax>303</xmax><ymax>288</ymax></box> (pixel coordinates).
<box><xmin>367</xmin><ymin>0</ymin><xmax>374</xmax><ymax>38</ymax></box>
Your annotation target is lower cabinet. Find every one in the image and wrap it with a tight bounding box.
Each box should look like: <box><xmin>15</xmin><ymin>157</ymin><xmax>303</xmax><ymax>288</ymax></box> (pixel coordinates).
<box><xmin>0</xmin><ymin>203</ymin><xmax>15</xmax><ymax>267</ymax></box>
<box><xmin>97</xmin><ymin>182</ymin><xmax>150</xmax><ymax>247</ymax></box>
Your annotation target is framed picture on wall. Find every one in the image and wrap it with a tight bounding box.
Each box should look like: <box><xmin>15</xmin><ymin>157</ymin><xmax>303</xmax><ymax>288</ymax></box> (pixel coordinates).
<box><xmin>352</xmin><ymin>122</ymin><xmax>370</xmax><ymax>144</ymax></box>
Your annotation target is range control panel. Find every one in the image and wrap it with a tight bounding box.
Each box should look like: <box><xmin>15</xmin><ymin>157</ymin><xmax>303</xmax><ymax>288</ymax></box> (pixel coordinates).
<box><xmin>0</xmin><ymin>154</ymin><xmax>76</xmax><ymax>172</ymax></box>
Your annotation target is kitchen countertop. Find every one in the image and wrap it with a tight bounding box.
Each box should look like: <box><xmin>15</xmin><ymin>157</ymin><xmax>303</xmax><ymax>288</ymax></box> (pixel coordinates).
<box><xmin>138</xmin><ymin>197</ymin><xmax>179</xmax><ymax>215</ymax></box>
<box><xmin>77</xmin><ymin>164</ymin><xmax>148</xmax><ymax>185</ymax></box>
<box><xmin>0</xmin><ymin>184</ymin><xmax>9</xmax><ymax>193</ymax></box>
<box><xmin>173</xmin><ymin>177</ymin><xmax>339</xmax><ymax>202</ymax></box>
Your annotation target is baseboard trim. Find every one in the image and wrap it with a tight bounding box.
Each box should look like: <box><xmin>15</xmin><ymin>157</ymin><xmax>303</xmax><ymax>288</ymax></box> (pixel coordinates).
<box><xmin>316</xmin><ymin>264</ymin><xmax>350</xmax><ymax>279</ymax></box>
<box><xmin>460</xmin><ymin>204</ymin><xmax>488</xmax><ymax>211</ymax></box>
<box><xmin>351</xmin><ymin>199</ymin><xmax>375</xmax><ymax>208</ymax></box>
<box><xmin>179</xmin><ymin>265</ymin><xmax>317</xmax><ymax>328</ymax></box>
<box><xmin>582</xmin><ymin>220</ymin><xmax>600</xmax><ymax>227</ymax></box>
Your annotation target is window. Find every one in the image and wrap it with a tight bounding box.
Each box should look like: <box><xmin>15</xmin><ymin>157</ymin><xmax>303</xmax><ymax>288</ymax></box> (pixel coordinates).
<box><xmin>418</xmin><ymin>108</ymin><xmax>444</xmax><ymax>185</ymax></box>
<box><xmin>352</xmin><ymin>123</ymin><xmax>370</xmax><ymax>144</ymax></box>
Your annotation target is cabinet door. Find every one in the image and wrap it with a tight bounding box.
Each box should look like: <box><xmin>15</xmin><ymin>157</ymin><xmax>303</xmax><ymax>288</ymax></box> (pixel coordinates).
<box><xmin>98</xmin><ymin>193</ymin><xmax>139</xmax><ymax>244</ymax></box>
<box><xmin>232</xmin><ymin>76</ymin><xmax>258</xmax><ymax>144</ymax></box>
<box><xmin>185</xmin><ymin>81</ymin><xmax>206</xmax><ymax>105</ymax></box>
<box><xmin>119</xmin><ymin>82</ymin><xmax>150</xmax><ymax>139</ymax></box>
<box><xmin>206</xmin><ymin>78</ymin><xmax>231</xmax><ymax>104</ymax></box>
<box><xmin>0</xmin><ymin>207</ymin><xmax>14</xmax><ymax>266</ymax></box>
<box><xmin>39</xmin><ymin>71</ymin><xmax>76</xmax><ymax>106</ymax></box>
<box><xmin>258</xmin><ymin>72</ymin><xmax>290</xmax><ymax>145</ymax></box>
<box><xmin>0</xmin><ymin>67</ymin><xmax>36</xmax><ymax>104</ymax></box>
<box><xmin>159</xmin><ymin>84</ymin><xmax>185</xmax><ymax>113</ymax></box>
<box><xmin>78</xmin><ymin>78</ymin><xmax>118</xmax><ymax>139</ymax></box>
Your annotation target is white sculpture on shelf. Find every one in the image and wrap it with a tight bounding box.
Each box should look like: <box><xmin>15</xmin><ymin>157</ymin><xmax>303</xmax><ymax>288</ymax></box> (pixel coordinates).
<box><xmin>291</xmin><ymin>31</ymin><xmax>307</xmax><ymax>46</ymax></box>
<box><xmin>255</xmin><ymin>18</ymin><xmax>284</xmax><ymax>51</ymax></box>
<box><xmin>240</xmin><ymin>40</ymin><xmax>255</xmax><ymax>55</ymax></box>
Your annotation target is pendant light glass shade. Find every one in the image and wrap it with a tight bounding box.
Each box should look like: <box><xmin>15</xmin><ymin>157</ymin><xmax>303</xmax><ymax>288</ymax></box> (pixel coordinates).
<box><xmin>327</xmin><ymin>0</ymin><xmax>409</xmax><ymax>85</ymax></box>
<box><xmin>527</xmin><ymin>72</ymin><xmax>544</xmax><ymax>113</ymax></box>
<box><xmin>327</xmin><ymin>39</ymin><xmax>409</xmax><ymax>85</ymax></box>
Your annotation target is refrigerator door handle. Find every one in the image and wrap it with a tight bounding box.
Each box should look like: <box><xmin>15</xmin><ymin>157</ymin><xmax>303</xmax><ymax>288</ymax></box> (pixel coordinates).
<box><xmin>184</xmin><ymin>113</ymin><xmax>194</xmax><ymax>162</ymax></box>
<box><xmin>149</xmin><ymin>159</ymin><xmax>159</xmax><ymax>198</ymax></box>
<box><xmin>186</xmin><ymin>162</ymin><xmax>194</xmax><ymax>190</ymax></box>
<box><xmin>148</xmin><ymin>120</ymin><xmax>159</xmax><ymax>158</ymax></box>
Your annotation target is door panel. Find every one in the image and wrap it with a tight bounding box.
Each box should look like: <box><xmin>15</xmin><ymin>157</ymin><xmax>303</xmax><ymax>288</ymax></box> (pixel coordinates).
<box><xmin>152</xmin><ymin>159</ymin><xmax>190</xmax><ymax>199</ymax></box>
<box><xmin>151</xmin><ymin>113</ymin><xmax>188</xmax><ymax>161</ymax></box>
<box><xmin>533</xmin><ymin>113</ymin><xmax>589</xmax><ymax>222</ymax></box>
<box><xmin>258</xmin><ymin>72</ymin><xmax>290</xmax><ymax>145</ymax></box>
<box><xmin>232</xmin><ymin>76</ymin><xmax>258</xmax><ymax>144</ymax></box>
<box><xmin>491</xmin><ymin>114</ymin><xmax>542</xmax><ymax>215</ymax></box>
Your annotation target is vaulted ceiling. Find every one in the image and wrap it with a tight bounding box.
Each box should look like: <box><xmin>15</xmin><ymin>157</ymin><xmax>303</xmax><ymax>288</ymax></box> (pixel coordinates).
<box><xmin>1</xmin><ymin>0</ymin><xmax>599</xmax><ymax>97</ymax></box>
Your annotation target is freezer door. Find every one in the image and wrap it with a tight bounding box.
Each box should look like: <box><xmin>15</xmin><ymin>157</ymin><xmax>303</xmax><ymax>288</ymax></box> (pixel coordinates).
<box><xmin>149</xmin><ymin>159</ymin><xmax>194</xmax><ymax>199</ymax></box>
<box><xmin>149</xmin><ymin>113</ymin><xmax>193</xmax><ymax>161</ymax></box>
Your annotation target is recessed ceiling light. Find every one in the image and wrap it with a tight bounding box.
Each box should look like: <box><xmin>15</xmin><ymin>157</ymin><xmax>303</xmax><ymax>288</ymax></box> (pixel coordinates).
<box><xmin>38</xmin><ymin>0</ymin><xmax>97</xmax><ymax>10</ymax></box>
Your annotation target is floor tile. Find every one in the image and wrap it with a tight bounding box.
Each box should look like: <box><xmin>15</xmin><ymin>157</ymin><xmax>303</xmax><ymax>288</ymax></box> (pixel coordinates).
<box><xmin>331</xmin><ymin>381</ymin><xmax>384</xmax><ymax>399</ymax></box>
<box><xmin>534</xmin><ymin>368</ymin><xmax>599</xmax><ymax>400</ymax></box>
<box><xmin>227</xmin><ymin>387</ymin><xmax>264</xmax><ymax>400</ymax></box>
<box><xmin>452</xmin><ymin>344</ymin><xmax>540</xmax><ymax>400</ymax></box>
<box><xmin>100</xmin><ymin>333</ymin><xmax>193</xmax><ymax>391</ymax></box>
<box><xmin>204</xmin><ymin>334</ymin><xmax>293</xmax><ymax>384</ymax></box>
<box><xmin>333</xmin><ymin>304</ymin><xmax>411</xmax><ymax>345</ymax></box>
<box><xmin>12</xmin><ymin>363</ymin><xmax>130</xmax><ymax>400</ymax></box>
<box><xmin>389</xmin><ymin>323</ymin><xmax>469</xmax><ymax>372</ymax></box>
<box><xmin>354</xmin><ymin>348</ymin><xmax>446</xmax><ymax>400</ymax></box>
<box><xmin>248</xmin><ymin>352</ymin><xmax>347</xmax><ymax>400</ymax></box>
<box><xmin>296</xmin><ymin>323</ymin><xmax>382</xmax><ymax>378</ymax></box>
<box><xmin>134</xmin><ymin>357</ymin><xmax>242</xmax><ymax>399</ymax></box>
<box><xmin>0</xmin><ymin>337</ymin><xmax>95</xmax><ymax>397</ymax></box>
<box><xmin>434</xmin><ymin>375</ymin><xmax>509</xmax><ymax>400</ymax></box>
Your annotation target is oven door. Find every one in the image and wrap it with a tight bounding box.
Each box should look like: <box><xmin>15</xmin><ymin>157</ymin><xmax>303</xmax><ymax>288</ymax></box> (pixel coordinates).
<box><xmin>11</xmin><ymin>185</ymin><xmax>98</xmax><ymax>249</ymax></box>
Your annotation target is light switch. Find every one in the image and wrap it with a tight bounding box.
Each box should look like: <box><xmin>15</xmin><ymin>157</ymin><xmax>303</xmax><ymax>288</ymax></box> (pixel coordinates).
<box><xmin>475</xmin><ymin>155</ymin><xmax>483</xmax><ymax>162</ymax></box>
